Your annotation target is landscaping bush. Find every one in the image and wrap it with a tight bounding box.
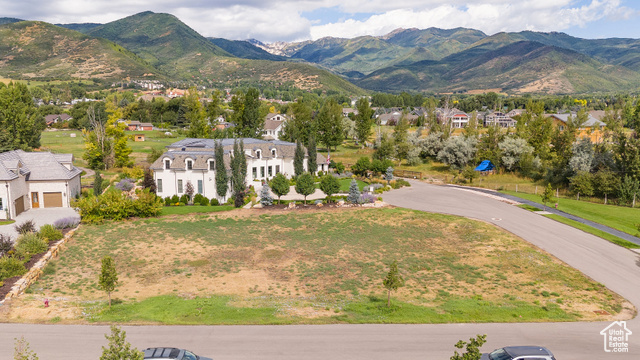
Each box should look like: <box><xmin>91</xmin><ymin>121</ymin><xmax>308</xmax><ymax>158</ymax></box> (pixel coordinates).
<box><xmin>347</xmin><ymin>179</ymin><xmax>361</xmax><ymax>203</ymax></box>
<box><xmin>119</xmin><ymin>167</ymin><xmax>144</xmax><ymax>180</ymax></box>
<box><xmin>360</xmin><ymin>193</ymin><xmax>377</xmax><ymax>204</ymax></box>
<box><xmin>179</xmin><ymin>194</ymin><xmax>190</xmax><ymax>204</ymax></box>
<box><xmin>132</xmin><ymin>190</ymin><xmax>165</xmax><ymax>218</ymax></box>
<box><xmin>53</xmin><ymin>217</ymin><xmax>80</xmax><ymax>230</ymax></box>
<box><xmin>0</xmin><ymin>256</ymin><xmax>26</xmax><ymax>280</ymax></box>
<box><xmin>38</xmin><ymin>224</ymin><xmax>63</xmax><ymax>242</ymax></box>
<box><xmin>0</xmin><ymin>234</ymin><xmax>13</xmax><ymax>257</ymax></box>
<box><xmin>395</xmin><ymin>179</ymin><xmax>411</xmax><ymax>188</ymax></box>
<box><xmin>15</xmin><ymin>232</ymin><xmax>48</xmax><ymax>257</ymax></box>
<box><xmin>210</xmin><ymin>198</ymin><xmax>220</xmax><ymax>206</ymax></box>
<box><xmin>171</xmin><ymin>195</ymin><xmax>180</xmax><ymax>204</ymax></box>
<box><xmin>115</xmin><ymin>178</ymin><xmax>135</xmax><ymax>192</ymax></box>
<box><xmin>14</xmin><ymin>220</ymin><xmax>36</xmax><ymax>235</ymax></box>
<box><xmin>193</xmin><ymin>194</ymin><xmax>204</xmax><ymax>204</ymax></box>
<box><xmin>164</xmin><ymin>197</ymin><xmax>173</xmax><ymax>206</ymax></box>
<box><xmin>73</xmin><ymin>189</ymin><xmax>163</xmax><ymax>223</ymax></box>
<box><xmin>260</xmin><ymin>183</ymin><xmax>274</xmax><ymax>206</ymax></box>
<box><xmin>199</xmin><ymin>196</ymin><xmax>210</xmax><ymax>206</ymax></box>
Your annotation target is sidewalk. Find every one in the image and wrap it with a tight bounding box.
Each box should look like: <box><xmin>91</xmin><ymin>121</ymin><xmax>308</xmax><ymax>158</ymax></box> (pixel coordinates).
<box><xmin>447</xmin><ymin>185</ymin><xmax>640</xmax><ymax>247</ymax></box>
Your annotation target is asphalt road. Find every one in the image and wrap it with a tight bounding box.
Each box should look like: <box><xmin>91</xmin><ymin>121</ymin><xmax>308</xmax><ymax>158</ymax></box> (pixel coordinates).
<box><xmin>1</xmin><ymin>181</ymin><xmax>638</xmax><ymax>359</ymax></box>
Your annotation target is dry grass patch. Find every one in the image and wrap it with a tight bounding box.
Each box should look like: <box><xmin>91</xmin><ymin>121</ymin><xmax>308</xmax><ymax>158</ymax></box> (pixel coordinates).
<box><xmin>1</xmin><ymin>207</ymin><xmax>628</xmax><ymax>324</ymax></box>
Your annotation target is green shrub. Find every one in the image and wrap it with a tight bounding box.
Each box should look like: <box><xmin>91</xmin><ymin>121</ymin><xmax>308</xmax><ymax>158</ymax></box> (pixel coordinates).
<box><xmin>210</xmin><ymin>198</ymin><xmax>220</xmax><ymax>206</ymax></box>
<box><xmin>15</xmin><ymin>233</ymin><xmax>48</xmax><ymax>257</ymax></box>
<box><xmin>72</xmin><ymin>189</ymin><xmax>163</xmax><ymax>224</ymax></box>
<box><xmin>132</xmin><ymin>190</ymin><xmax>164</xmax><ymax>218</ymax></box>
<box><xmin>39</xmin><ymin>224</ymin><xmax>63</xmax><ymax>242</ymax></box>
<box><xmin>179</xmin><ymin>194</ymin><xmax>190</xmax><ymax>204</ymax></box>
<box><xmin>199</xmin><ymin>197</ymin><xmax>209</xmax><ymax>206</ymax></box>
<box><xmin>171</xmin><ymin>195</ymin><xmax>180</xmax><ymax>204</ymax></box>
<box><xmin>165</xmin><ymin>197</ymin><xmax>172</xmax><ymax>206</ymax></box>
<box><xmin>0</xmin><ymin>256</ymin><xmax>27</xmax><ymax>280</ymax></box>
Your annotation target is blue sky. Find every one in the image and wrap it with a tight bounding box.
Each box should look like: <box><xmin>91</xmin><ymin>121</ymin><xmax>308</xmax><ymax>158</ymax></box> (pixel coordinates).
<box><xmin>1</xmin><ymin>0</ymin><xmax>639</xmax><ymax>42</ymax></box>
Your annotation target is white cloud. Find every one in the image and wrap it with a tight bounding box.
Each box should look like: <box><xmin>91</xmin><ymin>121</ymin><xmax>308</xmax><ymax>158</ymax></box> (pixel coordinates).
<box><xmin>310</xmin><ymin>0</ymin><xmax>634</xmax><ymax>39</ymax></box>
<box><xmin>0</xmin><ymin>0</ymin><xmax>636</xmax><ymax>42</ymax></box>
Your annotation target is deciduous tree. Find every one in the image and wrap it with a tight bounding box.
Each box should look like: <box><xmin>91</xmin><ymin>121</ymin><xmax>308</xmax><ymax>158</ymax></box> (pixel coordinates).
<box><xmin>450</xmin><ymin>334</ymin><xmax>487</xmax><ymax>360</ymax></box>
<box><xmin>319</xmin><ymin>174</ymin><xmax>340</xmax><ymax>202</ymax></box>
<box><xmin>295</xmin><ymin>172</ymin><xmax>315</xmax><ymax>204</ymax></box>
<box><xmin>98</xmin><ymin>256</ymin><xmax>118</xmax><ymax>308</ymax></box>
<box><xmin>270</xmin><ymin>173</ymin><xmax>290</xmax><ymax>204</ymax></box>
<box><xmin>354</xmin><ymin>98</ymin><xmax>374</xmax><ymax>145</ymax></box>
<box><xmin>383</xmin><ymin>260</ymin><xmax>404</xmax><ymax>307</ymax></box>
<box><xmin>100</xmin><ymin>325</ymin><xmax>143</xmax><ymax>360</ymax></box>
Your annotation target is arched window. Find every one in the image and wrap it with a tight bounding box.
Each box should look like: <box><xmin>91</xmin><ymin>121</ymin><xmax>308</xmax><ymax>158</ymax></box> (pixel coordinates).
<box><xmin>209</xmin><ymin>160</ymin><xmax>215</xmax><ymax>171</ymax></box>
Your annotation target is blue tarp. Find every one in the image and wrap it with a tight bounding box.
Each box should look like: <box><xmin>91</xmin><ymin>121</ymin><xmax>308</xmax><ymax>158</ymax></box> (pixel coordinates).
<box><xmin>474</xmin><ymin>160</ymin><xmax>495</xmax><ymax>172</ymax></box>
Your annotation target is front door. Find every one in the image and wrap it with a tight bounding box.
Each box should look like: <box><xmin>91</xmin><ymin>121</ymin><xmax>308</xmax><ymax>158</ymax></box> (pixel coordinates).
<box><xmin>31</xmin><ymin>192</ymin><xmax>39</xmax><ymax>208</ymax></box>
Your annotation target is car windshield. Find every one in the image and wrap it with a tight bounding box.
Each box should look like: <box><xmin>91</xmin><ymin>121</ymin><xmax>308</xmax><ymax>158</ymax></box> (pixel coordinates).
<box><xmin>489</xmin><ymin>349</ymin><xmax>513</xmax><ymax>360</ymax></box>
<box><xmin>183</xmin><ymin>351</ymin><xmax>197</xmax><ymax>360</ymax></box>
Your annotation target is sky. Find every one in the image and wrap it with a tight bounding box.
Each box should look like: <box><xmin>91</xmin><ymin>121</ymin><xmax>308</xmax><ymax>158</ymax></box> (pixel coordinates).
<box><xmin>1</xmin><ymin>0</ymin><xmax>639</xmax><ymax>43</ymax></box>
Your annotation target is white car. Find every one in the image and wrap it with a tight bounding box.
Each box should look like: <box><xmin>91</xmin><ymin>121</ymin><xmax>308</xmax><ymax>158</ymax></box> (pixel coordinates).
<box><xmin>481</xmin><ymin>346</ymin><xmax>556</xmax><ymax>360</ymax></box>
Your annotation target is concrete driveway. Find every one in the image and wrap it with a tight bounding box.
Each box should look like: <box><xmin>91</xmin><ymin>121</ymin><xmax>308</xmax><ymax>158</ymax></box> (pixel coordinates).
<box><xmin>0</xmin><ymin>207</ymin><xmax>79</xmax><ymax>240</ymax></box>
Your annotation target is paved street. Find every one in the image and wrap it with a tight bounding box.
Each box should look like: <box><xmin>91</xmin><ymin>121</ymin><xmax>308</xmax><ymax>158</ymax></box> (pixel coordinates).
<box><xmin>1</xmin><ymin>181</ymin><xmax>638</xmax><ymax>359</ymax></box>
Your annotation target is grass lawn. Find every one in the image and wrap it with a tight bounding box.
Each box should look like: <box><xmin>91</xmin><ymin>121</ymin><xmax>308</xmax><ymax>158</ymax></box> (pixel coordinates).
<box><xmin>503</xmin><ymin>190</ymin><xmax>640</xmax><ymax>237</ymax></box>
<box><xmin>39</xmin><ymin>130</ymin><xmax>185</xmax><ymax>167</ymax></box>
<box><xmin>337</xmin><ymin>179</ymin><xmax>367</xmax><ymax>192</ymax></box>
<box><xmin>161</xmin><ymin>205</ymin><xmax>235</xmax><ymax>216</ymax></box>
<box><xmin>543</xmin><ymin>215</ymin><xmax>640</xmax><ymax>249</ymax></box>
<box><xmin>10</xmin><ymin>208</ymin><xmax>626</xmax><ymax>325</ymax></box>
<box><xmin>0</xmin><ymin>220</ymin><xmax>15</xmax><ymax>226</ymax></box>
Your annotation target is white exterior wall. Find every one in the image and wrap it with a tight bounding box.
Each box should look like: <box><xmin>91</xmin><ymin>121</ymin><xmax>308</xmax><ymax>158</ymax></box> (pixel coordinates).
<box><xmin>28</xmin><ymin>180</ymin><xmax>76</xmax><ymax>208</ymax></box>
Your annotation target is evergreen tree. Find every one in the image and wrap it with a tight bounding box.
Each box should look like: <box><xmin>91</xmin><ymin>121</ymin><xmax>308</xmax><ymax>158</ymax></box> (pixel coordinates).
<box><xmin>374</xmin><ymin>133</ymin><xmax>395</xmax><ymax>161</ymax></box>
<box><xmin>260</xmin><ymin>183</ymin><xmax>274</xmax><ymax>206</ymax></box>
<box><xmin>281</xmin><ymin>99</ymin><xmax>314</xmax><ymax>144</ymax></box>
<box><xmin>385</xmin><ymin>167</ymin><xmax>394</xmax><ymax>183</ymax></box>
<box><xmin>383</xmin><ymin>260</ymin><xmax>404</xmax><ymax>307</ymax></box>
<box><xmin>294</xmin><ymin>141</ymin><xmax>305</xmax><ymax>176</ymax></box>
<box><xmin>93</xmin><ymin>171</ymin><xmax>104</xmax><ymax>196</ymax></box>
<box><xmin>230</xmin><ymin>140</ymin><xmax>247</xmax><ymax>208</ymax></box>
<box><xmin>319</xmin><ymin>174</ymin><xmax>340</xmax><ymax>203</ymax></box>
<box><xmin>394</xmin><ymin>116</ymin><xmax>411</xmax><ymax>162</ymax></box>
<box><xmin>98</xmin><ymin>256</ymin><xmax>118</xmax><ymax>308</ymax></box>
<box><xmin>307</xmin><ymin>136</ymin><xmax>317</xmax><ymax>175</ymax></box>
<box><xmin>214</xmin><ymin>141</ymin><xmax>228</xmax><ymax>201</ymax></box>
<box><xmin>100</xmin><ymin>326</ymin><xmax>143</xmax><ymax>360</ymax></box>
<box><xmin>295</xmin><ymin>172</ymin><xmax>315</xmax><ymax>204</ymax></box>
<box><xmin>270</xmin><ymin>173</ymin><xmax>290</xmax><ymax>204</ymax></box>
<box><xmin>347</xmin><ymin>179</ymin><xmax>361</xmax><ymax>203</ymax></box>
<box><xmin>354</xmin><ymin>98</ymin><xmax>374</xmax><ymax>145</ymax></box>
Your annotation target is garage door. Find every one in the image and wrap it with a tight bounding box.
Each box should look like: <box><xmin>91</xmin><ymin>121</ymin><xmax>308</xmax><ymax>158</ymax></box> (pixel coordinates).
<box><xmin>43</xmin><ymin>192</ymin><xmax>63</xmax><ymax>208</ymax></box>
<box><xmin>14</xmin><ymin>196</ymin><xmax>25</xmax><ymax>216</ymax></box>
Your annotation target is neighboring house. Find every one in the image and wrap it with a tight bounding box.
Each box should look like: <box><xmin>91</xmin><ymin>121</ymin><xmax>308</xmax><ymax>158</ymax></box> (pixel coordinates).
<box><xmin>44</xmin><ymin>114</ymin><xmax>73</xmax><ymax>126</ymax></box>
<box><xmin>548</xmin><ymin>113</ymin><xmax>606</xmax><ymax>143</ymax></box>
<box><xmin>151</xmin><ymin>138</ymin><xmax>327</xmax><ymax>201</ymax></box>
<box><xmin>376</xmin><ymin>111</ymin><xmax>418</xmax><ymax>126</ymax></box>
<box><xmin>0</xmin><ymin>150</ymin><xmax>82</xmax><ymax>220</ymax></box>
<box><xmin>265</xmin><ymin>113</ymin><xmax>288</xmax><ymax>122</ymax></box>
<box><xmin>436</xmin><ymin>108</ymin><xmax>469</xmax><ymax>128</ymax></box>
<box><xmin>484</xmin><ymin>111</ymin><xmax>517</xmax><ymax>127</ymax></box>
<box><xmin>506</xmin><ymin>109</ymin><xmax>525</xmax><ymax>118</ymax></box>
<box><xmin>127</xmin><ymin>121</ymin><xmax>154</xmax><ymax>131</ymax></box>
<box><xmin>342</xmin><ymin>108</ymin><xmax>357</xmax><ymax>117</ymax></box>
<box><xmin>263</xmin><ymin>118</ymin><xmax>285</xmax><ymax>140</ymax></box>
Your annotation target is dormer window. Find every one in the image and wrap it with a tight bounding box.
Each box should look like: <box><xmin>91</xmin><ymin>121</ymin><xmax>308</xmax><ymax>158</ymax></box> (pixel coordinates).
<box><xmin>186</xmin><ymin>160</ymin><xmax>193</xmax><ymax>170</ymax></box>
<box><xmin>164</xmin><ymin>159</ymin><xmax>171</xmax><ymax>170</ymax></box>
<box><xmin>271</xmin><ymin>149</ymin><xmax>276</xmax><ymax>158</ymax></box>
<box><xmin>209</xmin><ymin>160</ymin><xmax>215</xmax><ymax>171</ymax></box>
<box><xmin>256</xmin><ymin>150</ymin><xmax>261</xmax><ymax>159</ymax></box>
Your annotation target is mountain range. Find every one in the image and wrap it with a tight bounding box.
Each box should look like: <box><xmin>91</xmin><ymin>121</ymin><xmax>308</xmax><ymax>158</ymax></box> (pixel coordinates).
<box><xmin>2</xmin><ymin>11</ymin><xmax>640</xmax><ymax>94</ymax></box>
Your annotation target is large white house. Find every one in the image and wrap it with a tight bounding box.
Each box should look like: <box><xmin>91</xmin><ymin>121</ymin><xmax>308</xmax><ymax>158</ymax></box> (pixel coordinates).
<box><xmin>0</xmin><ymin>150</ymin><xmax>82</xmax><ymax>220</ymax></box>
<box><xmin>151</xmin><ymin>138</ymin><xmax>327</xmax><ymax>200</ymax></box>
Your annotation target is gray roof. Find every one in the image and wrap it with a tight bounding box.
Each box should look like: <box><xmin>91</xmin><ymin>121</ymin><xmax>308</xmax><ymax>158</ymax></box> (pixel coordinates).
<box><xmin>152</xmin><ymin>138</ymin><xmax>326</xmax><ymax>171</ymax></box>
<box><xmin>0</xmin><ymin>150</ymin><xmax>82</xmax><ymax>181</ymax></box>
<box><xmin>549</xmin><ymin>113</ymin><xmax>605</xmax><ymax>127</ymax></box>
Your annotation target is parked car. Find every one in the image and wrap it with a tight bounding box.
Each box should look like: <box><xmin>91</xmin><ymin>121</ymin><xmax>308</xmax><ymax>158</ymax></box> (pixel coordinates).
<box><xmin>481</xmin><ymin>346</ymin><xmax>556</xmax><ymax>360</ymax></box>
<box><xmin>144</xmin><ymin>347</ymin><xmax>212</xmax><ymax>360</ymax></box>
